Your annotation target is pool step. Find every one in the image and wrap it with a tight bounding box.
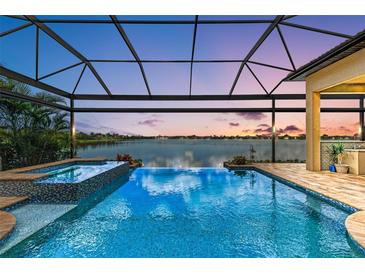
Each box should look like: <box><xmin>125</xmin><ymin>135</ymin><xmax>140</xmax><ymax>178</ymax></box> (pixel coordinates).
<box><xmin>0</xmin><ymin>196</ymin><xmax>29</xmax><ymax>210</ymax></box>
<box><xmin>0</xmin><ymin>211</ymin><xmax>16</xmax><ymax>241</ymax></box>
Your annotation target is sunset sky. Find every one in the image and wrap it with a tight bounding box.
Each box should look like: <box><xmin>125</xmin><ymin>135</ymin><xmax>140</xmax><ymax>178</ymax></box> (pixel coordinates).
<box><xmin>1</xmin><ymin>15</ymin><xmax>365</xmax><ymax>136</ymax></box>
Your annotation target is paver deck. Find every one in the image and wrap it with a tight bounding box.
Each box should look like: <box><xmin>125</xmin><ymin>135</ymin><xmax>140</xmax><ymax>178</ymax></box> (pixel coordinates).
<box><xmin>0</xmin><ymin>196</ymin><xmax>28</xmax><ymax>210</ymax></box>
<box><xmin>253</xmin><ymin>163</ymin><xmax>365</xmax><ymax>211</ymax></box>
<box><xmin>253</xmin><ymin>163</ymin><xmax>365</xmax><ymax>250</ymax></box>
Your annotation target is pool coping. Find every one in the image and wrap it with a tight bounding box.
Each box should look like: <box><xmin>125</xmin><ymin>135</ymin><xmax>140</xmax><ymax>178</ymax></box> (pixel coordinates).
<box><xmin>231</xmin><ymin>165</ymin><xmax>365</xmax><ymax>254</ymax></box>
<box><xmin>0</xmin><ymin>211</ymin><xmax>16</xmax><ymax>241</ymax></box>
<box><xmin>345</xmin><ymin>211</ymin><xmax>365</xmax><ymax>254</ymax></box>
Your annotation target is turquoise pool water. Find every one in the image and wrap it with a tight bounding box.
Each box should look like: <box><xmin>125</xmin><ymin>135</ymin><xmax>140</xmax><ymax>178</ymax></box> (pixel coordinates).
<box><xmin>3</xmin><ymin>168</ymin><xmax>364</xmax><ymax>258</ymax></box>
<box><xmin>32</xmin><ymin>161</ymin><xmax>123</xmax><ymax>184</ymax></box>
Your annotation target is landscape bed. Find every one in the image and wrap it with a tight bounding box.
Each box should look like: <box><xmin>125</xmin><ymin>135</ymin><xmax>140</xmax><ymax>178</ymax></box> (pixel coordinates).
<box><xmin>1</xmin><ymin>167</ymin><xmax>364</xmax><ymax>258</ymax></box>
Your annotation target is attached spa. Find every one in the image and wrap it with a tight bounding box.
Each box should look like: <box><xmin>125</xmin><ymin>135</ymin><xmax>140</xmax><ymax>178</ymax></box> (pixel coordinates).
<box><xmin>0</xmin><ymin>158</ymin><xmax>129</xmax><ymax>203</ymax></box>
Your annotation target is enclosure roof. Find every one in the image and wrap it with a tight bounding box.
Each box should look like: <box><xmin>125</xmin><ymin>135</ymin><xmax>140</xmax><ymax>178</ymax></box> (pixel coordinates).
<box><xmin>1</xmin><ymin>15</ymin><xmax>365</xmax><ymax>106</ymax></box>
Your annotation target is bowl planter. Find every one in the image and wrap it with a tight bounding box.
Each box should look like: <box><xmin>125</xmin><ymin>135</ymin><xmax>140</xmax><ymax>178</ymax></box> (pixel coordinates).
<box><xmin>335</xmin><ymin>164</ymin><xmax>349</xmax><ymax>174</ymax></box>
<box><xmin>329</xmin><ymin>164</ymin><xmax>336</xmax><ymax>172</ymax></box>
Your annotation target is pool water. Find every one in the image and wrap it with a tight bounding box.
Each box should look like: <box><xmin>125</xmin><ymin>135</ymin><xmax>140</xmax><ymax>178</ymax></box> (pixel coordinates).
<box><xmin>33</xmin><ymin>161</ymin><xmax>123</xmax><ymax>184</ymax></box>
<box><xmin>3</xmin><ymin>168</ymin><xmax>364</xmax><ymax>258</ymax></box>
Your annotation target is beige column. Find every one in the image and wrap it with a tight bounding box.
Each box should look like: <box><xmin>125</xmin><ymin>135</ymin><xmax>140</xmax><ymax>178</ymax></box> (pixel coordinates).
<box><xmin>306</xmin><ymin>87</ymin><xmax>321</xmax><ymax>171</ymax></box>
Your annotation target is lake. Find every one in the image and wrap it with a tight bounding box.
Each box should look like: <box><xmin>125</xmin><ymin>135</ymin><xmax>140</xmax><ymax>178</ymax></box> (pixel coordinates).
<box><xmin>77</xmin><ymin>139</ymin><xmax>306</xmax><ymax>167</ymax></box>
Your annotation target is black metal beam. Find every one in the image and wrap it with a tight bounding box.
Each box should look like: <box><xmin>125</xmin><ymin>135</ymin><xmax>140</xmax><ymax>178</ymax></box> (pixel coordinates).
<box><xmin>272</xmin><ymin>99</ymin><xmax>276</xmax><ymax>162</ymax></box>
<box><xmin>0</xmin><ymin>66</ymin><xmax>71</xmax><ymax>98</ymax></box>
<box><xmin>247</xmin><ymin>61</ymin><xmax>293</xmax><ymax>72</ymax></box>
<box><xmin>25</xmin><ymin>15</ymin><xmax>112</xmax><ymax>96</ymax></box>
<box><xmin>0</xmin><ymin>22</ymin><xmax>32</xmax><ymax>38</ymax></box>
<box><xmin>70</xmin><ymin>98</ymin><xmax>75</xmax><ymax>158</ymax></box>
<box><xmin>283</xmin><ymin>15</ymin><xmax>297</xmax><ymax>21</ymax></box>
<box><xmin>269</xmin><ymin>79</ymin><xmax>284</xmax><ymax>95</ymax></box>
<box><xmin>72</xmin><ymin>107</ymin><xmax>365</xmax><ymax>113</ymax></box>
<box><xmin>361</xmin><ymin>97</ymin><xmax>365</xmax><ymax>141</ymax></box>
<box><xmin>276</xmin><ymin>25</ymin><xmax>296</xmax><ymax>71</ymax></box>
<box><xmin>35</xmin><ymin>26</ymin><xmax>39</xmax><ymax>80</ymax></box>
<box><xmin>320</xmin><ymin>94</ymin><xmax>365</xmax><ymax>100</ymax></box>
<box><xmin>229</xmin><ymin>16</ymin><xmax>285</xmax><ymax>96</ymax></box>
<box><xmin>5</xmin><ymin>15</ymin><xmax>27</xmax><ymax>21</ymax></box>
<box><xmin>28</xmin><ymin>19</ymin><xmax>275</xmax><ymax>24</ymax></box>
<box><xmin>110</xmin><ymin>15</ymin><xmax>151</xmax><ymax>96</ymax></box>
<box><xmin>0</xmin><ymin>88</ymin><xmax>70</xmax><ymax>111</ymax></box>
<box><xmin>246</xmin><ymin>64</ymin><xmax>268</xmax><ymax>94</ymax></box>
<box><xmin>71</xmin><ymin>93</ymin><xmax>365</xmax><ymax>101</ymax></box>
<box><xmin>38</xmin><ymin>62</ymin><xmax>83</xmax><ymax>81</ymax></box>
<box><xmin>88</xmin><ymin>59</ymin><xmax>293</xmax><ymax>72</ymax></box>
<box><xmin>72</xmin><ymin>64</ymin><xmax>87</xmax><ymax>95</ymax></box>
<box><xmin>279</xmin><ymin>21</ymin><xmax>353</xmax><ymax>39</ymax></box>
<box><xmin>73</xmin><ymin>94</ymin><xmax>306</xmax><ymax>101</ymax></box>
<box><xmin>189</xmin><ymin>16</ymin><xmax>198</xmax><ymax>96</ymax></box>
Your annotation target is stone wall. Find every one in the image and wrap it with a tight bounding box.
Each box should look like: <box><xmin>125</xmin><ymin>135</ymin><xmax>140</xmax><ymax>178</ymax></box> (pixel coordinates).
<box><xmin>320</xmin><ymin>141</ymin><xmax>365</xmax><ymax>170</ymax></box>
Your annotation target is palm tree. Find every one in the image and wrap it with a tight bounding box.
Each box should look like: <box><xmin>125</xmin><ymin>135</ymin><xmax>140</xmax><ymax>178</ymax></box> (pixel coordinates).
<box><xmin>0</xmin><ymin>77</ymin><xmax>70</xmax><ymax>170</ymax></box>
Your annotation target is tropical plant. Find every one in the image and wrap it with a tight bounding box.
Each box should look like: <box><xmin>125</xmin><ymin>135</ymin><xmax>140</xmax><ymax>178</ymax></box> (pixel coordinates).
<box><xmin>327</xmin><ymin>142</ymin><xmax>345</xmax><ymax>165</ymax></box>
<box><xmin>116</xmin><ymin>153</ymin><xmax>143</xmax><ymax>167</ymax></box>
<box><xmin>0</xmin><ymin>77</ymin><xmax>70</xmax><ymax>170</ymax></box>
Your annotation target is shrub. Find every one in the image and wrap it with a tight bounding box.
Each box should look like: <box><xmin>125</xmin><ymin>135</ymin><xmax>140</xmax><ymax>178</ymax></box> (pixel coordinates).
<box><xmin>229</xmin><ymin>155</ymin><xmax>247</xmax><ymax>165</ymax></box>
<box><xmin>116</xmin><ymin>153</ymin><xmax>143</xmax><ymax>167</ymax></box>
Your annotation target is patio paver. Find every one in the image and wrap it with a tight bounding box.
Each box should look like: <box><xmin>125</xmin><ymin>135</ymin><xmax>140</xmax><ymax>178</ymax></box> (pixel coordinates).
<box><xmin>0</xmin><ymin>211</ymin><xmax>16</xmax><ymax>241</ymax></box>
<box><xmin>0</xmin><ymin>196</ymin><xmax>29</xmax><ymax>210</ymax></box>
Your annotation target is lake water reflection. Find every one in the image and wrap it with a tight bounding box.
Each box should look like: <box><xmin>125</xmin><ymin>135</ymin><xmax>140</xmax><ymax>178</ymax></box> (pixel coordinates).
<box><xmin>78</xmin><ymin>139</ymin><xmax>305</xmax><ymax>167</ymax></box>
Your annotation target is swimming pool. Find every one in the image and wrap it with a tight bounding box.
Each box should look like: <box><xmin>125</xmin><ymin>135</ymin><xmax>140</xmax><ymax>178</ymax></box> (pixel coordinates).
<box><xmin>2</xmin><ymin>168</ymin><xmax>364</xmax><ymax>258</ymax></box>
